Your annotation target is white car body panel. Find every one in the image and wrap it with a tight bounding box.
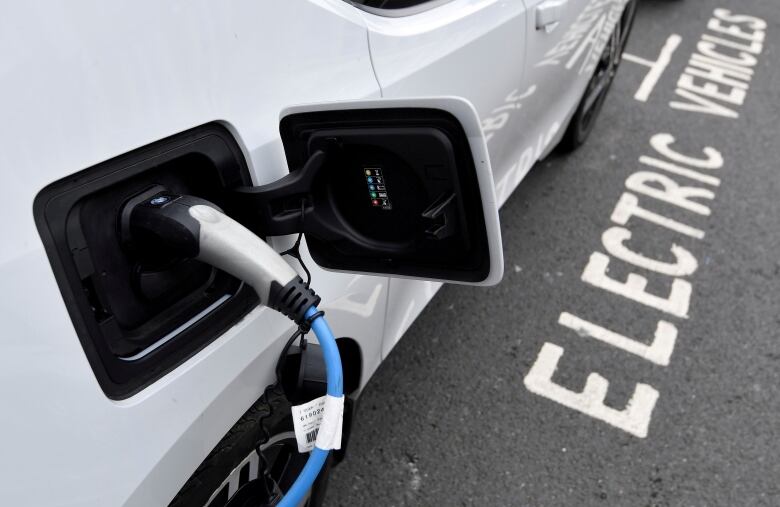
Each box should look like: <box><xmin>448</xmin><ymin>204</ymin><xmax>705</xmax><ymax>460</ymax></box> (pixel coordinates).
<box><xmin>362</xmin><ymin>0</ymin><xmax>528</xmax><ymax>197</ymax></box>
<box><xmin>361</xmin><ymin>0</ymin><xmax>529</xmax><ymax>355</ymax></box>
<box><xmin>0</xmin><ymin>2</ymin><xmax>387</xmax><ymax>506</ymax></box>
<box><xmin>0</xmin><ymin>0</ymin><xmax>626</xmax><ymax>505</ymax></box>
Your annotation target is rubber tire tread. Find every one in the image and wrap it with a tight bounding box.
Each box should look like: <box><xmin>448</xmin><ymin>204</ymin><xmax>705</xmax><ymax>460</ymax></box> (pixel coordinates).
<box><xmin>559</xmin><ymin>0</ymin><xmax>637</xmax><ymax>152</ymax></box>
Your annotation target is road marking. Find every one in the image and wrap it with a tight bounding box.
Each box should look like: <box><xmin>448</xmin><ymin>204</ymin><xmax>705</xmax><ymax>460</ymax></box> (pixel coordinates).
<box><xmin>524</xmin><ymin>343</ymin><xmax>659</xmax><ymax>438</ymax></box>
<box><xmin>559</xmin><ymin>312</ymin><xmax>677</xmax><ymax>366</ymax></box>
<box><xmin>602</xmin><ymin>226</ymin><xmax>699</xmax><ymax>277</ymax></box>
<box><xmin>638</xmin><ymin>156</ymin><xmax>721</xmax><ymax>187</ymax></box>
<box><xmin>611</xmin><ymin>192</ymin><xmax>705</xmax><ymax>240</ymax></box>
<box><xmin>525</xmin><ymin>133</ymin><xmax>728</xmax><ymax>435</ymax></box>
<box><xmin>649</xmin><ymin>132</ymin><xmax>724</xmax><ymax>170</ymax></box>
<box><xmin>582</xmin><ymin>251</ymin><xmax>693</xmax><ymax>318</ymax></box>
<box><xmin>623</xmin><ymin>34</ymin><xmax>682</xmax><ymax>102</ymax></box>
<box><xmin>626</xmin><ymin>171</ymin><xmax>715</xmax><ymax>216</ymax></box>
<box><xmin>670</xmin><ymin>9</ymin><xmax>767</xmax><ymax>118</ymax></box>
<box><xmin>523</xmin><ymin>9</ymin><xmax>766</xmax><ymax>439</ymax></box>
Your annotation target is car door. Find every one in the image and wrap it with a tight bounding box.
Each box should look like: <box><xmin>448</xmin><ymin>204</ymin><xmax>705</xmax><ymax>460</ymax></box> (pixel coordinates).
<box><xmin>355</xmin><ymin>0</ymin><xmax>529</xmax><ymax>194</ymax></box>
<box><xmin>521</xmin><ymin>0</ymin><xmax>625</xmax><ymax>159</ymax></box>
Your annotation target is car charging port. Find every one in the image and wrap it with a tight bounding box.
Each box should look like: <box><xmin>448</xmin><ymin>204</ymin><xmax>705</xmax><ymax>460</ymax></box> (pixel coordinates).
<box><xmin>35</xmin><ymin>104</ymin><xmax>497</xmax><ymax>398</ymax></box>
<box><xmin>35</xmin><ymin>123</ymin><xmax>257</xmax><ymax>398</ymax></box>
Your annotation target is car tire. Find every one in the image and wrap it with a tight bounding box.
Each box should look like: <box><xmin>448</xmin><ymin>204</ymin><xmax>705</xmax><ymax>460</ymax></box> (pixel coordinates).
<box><xmin>169</xmin><ymin>385</ymin><xmax>332</xmax><ymax>507</ymax></box>
<box><xmin>559</xmin><ymin>0</ymin><xmax>638</xmax><ymax>152</ymax></box>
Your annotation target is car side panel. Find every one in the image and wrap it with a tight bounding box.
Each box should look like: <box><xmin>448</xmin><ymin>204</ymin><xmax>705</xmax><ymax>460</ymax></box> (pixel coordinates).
<box><xmin>357</xmin><ymin>0</ymin><xmax>528</xmax><ymax>357</ymax></box>
<box><xmin>516</xmin><ymin>0</ymin><xmax>630</xmax><ymax>171</ymax></box>
<box><xmin>0</xmin><ymin>2</ymin><xmax>387</xmax><ymax>505</ymax></box>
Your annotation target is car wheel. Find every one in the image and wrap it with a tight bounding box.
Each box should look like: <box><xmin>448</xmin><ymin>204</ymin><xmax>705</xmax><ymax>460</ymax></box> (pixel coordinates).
<box><xmin>559</xmin><ymin>0</ymin><xmax>638</xmax><ymax>151</ymax></box>
<box><xmin>169</xmin><ymin>386</ymin><xmax>332</xmax><ymax>507</ymax></box>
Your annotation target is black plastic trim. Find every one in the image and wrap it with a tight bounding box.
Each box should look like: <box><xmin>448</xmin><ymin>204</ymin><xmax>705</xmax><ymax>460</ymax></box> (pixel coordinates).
<box><xmin>34</xmin><ymin>123</ymin><xmax>257</xmax><ymax>399</ymax></box>
<box><xmin>279</xmin><ymin>108</ymin><xmax>491</xmax><ymax>283</ymax></box>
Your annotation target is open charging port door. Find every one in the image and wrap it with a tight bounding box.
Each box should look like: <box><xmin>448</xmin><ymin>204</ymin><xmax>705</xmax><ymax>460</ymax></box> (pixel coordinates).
<box><xmin>33</xmin><ymin>98</ymin><xmax>502</xmax><ymax>398</ymax></box>
<box><xmin>234</xmin><ymin>97</ymin><xmax>503</xmax><ymax>285</ymax></box>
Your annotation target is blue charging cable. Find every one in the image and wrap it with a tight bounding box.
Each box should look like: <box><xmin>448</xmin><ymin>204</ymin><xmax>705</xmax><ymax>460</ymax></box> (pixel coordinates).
<box><xmin>122</xmin><ymin>195</ymin><xmax>345</xmax><ymax>506</ymax></box>
<box><xmin>277</xmin><ymin>306</ymin><xmax>343</xmax><ymax>506</ymax></box>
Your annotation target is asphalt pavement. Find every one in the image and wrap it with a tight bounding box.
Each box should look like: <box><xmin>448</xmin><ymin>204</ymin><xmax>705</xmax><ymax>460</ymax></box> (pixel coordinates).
<box><xmin>326</xmin><ymin>1</ymin><xmax>780</xmax><ymax>505</ymax></box>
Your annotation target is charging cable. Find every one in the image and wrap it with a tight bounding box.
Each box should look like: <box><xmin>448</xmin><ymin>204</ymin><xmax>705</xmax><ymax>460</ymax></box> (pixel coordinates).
<box><xmin>123</xmin><ymin>192</ymin><xmax>344</xmax><ymax>506</ymax></box>
<box><xmin>278</xmin><ymin>305</ymin><xmax>342</xmax><ymax>506</ymax></box>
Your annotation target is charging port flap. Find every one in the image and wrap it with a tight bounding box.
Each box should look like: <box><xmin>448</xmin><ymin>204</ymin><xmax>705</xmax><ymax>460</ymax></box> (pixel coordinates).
<box><xmin>236</xmin><ymin>97</ymin><xmax>504</xmax><ymax>285</ymax></box>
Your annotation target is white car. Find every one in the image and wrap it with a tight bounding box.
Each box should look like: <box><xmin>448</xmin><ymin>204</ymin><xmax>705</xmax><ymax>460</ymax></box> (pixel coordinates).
<box><xmin>0</xmin><ymin>0</ymin><xmax>636</xmax><ymax>505</ymax></box>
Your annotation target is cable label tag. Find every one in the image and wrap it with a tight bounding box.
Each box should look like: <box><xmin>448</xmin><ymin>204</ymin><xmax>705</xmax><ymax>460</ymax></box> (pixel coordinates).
<box><xmin>291</xmin><ymin>395</ymin><xmax>344</xmax><ymax>453</ymax></box>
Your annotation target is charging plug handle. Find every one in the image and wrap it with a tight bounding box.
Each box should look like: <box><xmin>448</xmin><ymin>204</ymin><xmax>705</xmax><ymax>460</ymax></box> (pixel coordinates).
<box><xmin>123</xmin><ymin>192</ymin><xmax>320</xmax><ymax>323</ymax></box>
<box><xmin>123</xmin><ymin>193</ymin><xmax>208</xmax><ymax>258</ymax></box>
<box><xmin>123</xmin><ymin>191</ymin><xmax>341</xmax><ymax>507</ymax></box>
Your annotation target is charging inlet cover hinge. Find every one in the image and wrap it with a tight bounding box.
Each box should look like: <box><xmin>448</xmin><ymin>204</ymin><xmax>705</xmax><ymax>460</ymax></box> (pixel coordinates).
<box><xmin>229</xmin><ymin>150</ymin><xmax>327</xmax><ymax>238</ymax></box>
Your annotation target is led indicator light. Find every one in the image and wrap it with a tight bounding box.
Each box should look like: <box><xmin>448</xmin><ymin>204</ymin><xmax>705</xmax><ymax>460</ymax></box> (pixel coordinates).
<box><xmin>364</xmin><ymin>167</ymin><xmax>391</xmax><ymax>210</ymax></box>
<box><xmin>150</xmin><ymin>196</ymin><xmax>170</xmax><ymax>206</ymax></box>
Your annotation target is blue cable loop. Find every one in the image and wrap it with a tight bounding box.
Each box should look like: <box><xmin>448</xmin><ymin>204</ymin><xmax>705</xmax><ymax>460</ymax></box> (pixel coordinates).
<box><xmin>278</xmin><ymin>305</ymin><xmax>343</xmax><ymax>507</ymax></box>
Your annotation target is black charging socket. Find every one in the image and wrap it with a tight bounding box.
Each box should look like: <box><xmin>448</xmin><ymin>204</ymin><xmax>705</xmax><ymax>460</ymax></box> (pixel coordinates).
<box><xmin>280</xmin><ymin>341</ymin><xmax>328</xmax><ymax>405</ymax></box>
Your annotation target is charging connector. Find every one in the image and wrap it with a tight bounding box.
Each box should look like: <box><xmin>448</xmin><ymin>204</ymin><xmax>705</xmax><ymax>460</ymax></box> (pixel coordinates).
<box><xmin>122</xmin><ymin>190</ymin><xmax>343</xmax><ymax>506</ymax></box>
<box><xmin>122</xmin><ymin>191</ymin><xmax>320</xmax><ymax>323</ymax></box>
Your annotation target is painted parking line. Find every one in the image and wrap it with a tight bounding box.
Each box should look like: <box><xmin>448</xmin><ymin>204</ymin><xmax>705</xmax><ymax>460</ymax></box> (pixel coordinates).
<box><xmin>524</xmin><ymin>343</ymin><xmax>659</xmax><ymax>438</ymax></box>
<box><xmin>522</xmin><ymin>8</ymin><xmax>769</xmax><ymax>439</ymax></box>
<box><xmin>623</xmin><ymin>34</ymin><xmax>683</xmax><ymax>102</ymax></box>
<box><xmin>670</xmin><ymin>9</ymin><xmax>767</xmax><ymax>119</ymax></box>
<box><xmin>558</xmin><ymin>311</ymin><xmax>677</xmax><ymax>367</ymax></box>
